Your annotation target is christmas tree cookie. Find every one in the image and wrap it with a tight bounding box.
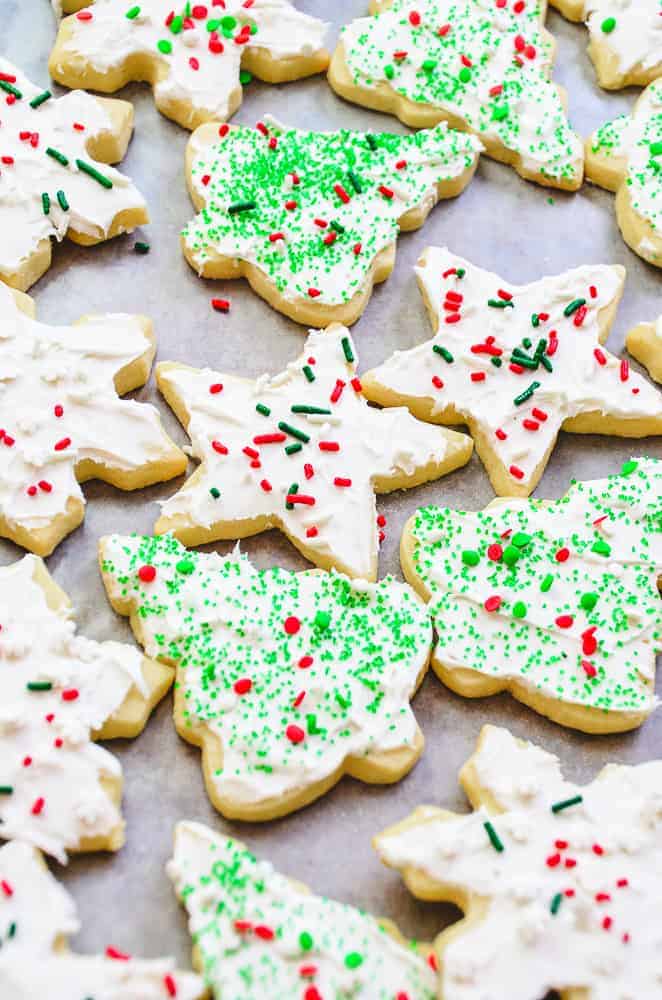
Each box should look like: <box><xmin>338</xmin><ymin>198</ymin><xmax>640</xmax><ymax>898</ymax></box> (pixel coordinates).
<box><xmin>0</xmin><ymin>839</ymin><xmax>204</xmax><ymax>998</ymax></box>
<box><xmin>627</xmin><ymin>314</ymin><xmax>662</xmax><ymax>383</ymax></box>
<box><xmin>375</xmin><ymin>724</ymin><xmax>662</xmax><ymax>998</ymax></box>
<box><xmin>586</xmin><ymin>80</ymin><xmax>662</xmax><ymax>269</ymax></box>
<box><xmin>400</xmin><ymin>457</ymin><xmax>662</xmax><ymax>734</ymax></box>
<box><xmin>551</xmin><ymin>0</ymin><xmax>661</xmax><ymax>89</ymax></box>
<box><xmin>0</xmin><ymin>282</ymin><xmax>186</xmax><ymax>556</ymax></box>
<box><xmin>154</xmin><ymin>324</ymin><xmax>472</xmax><ymax>579</ymax></box>
<box><xmin>362</xmin><ymin>247</ymin><xmax>662</xmax><ymax>497</ymax></box>
<box><xmin>0</xmin><ymin>554</ymin><xmax>175</xmax><ymax>861</ymax></box>
<box><xmin>168</xmin><ymin>821</ymin><xmax>438</xmax><ymax>999</ymax></box>
<box><xmin>181</xmin><ymin>116</ymin><xmax>481</xmax><ymax>326</ymax></box>
<box><xmin>99</xmin><ymin>532</ymin><xmax>433</xmax><ymax>821</ymax></box>
<box><xmin>0</xmin><ymin>58</ymin><xmax>147</xmax><ymax>293</ymax></box>
<box><xmin>329</xmin><ymin>0</ymin><xmax>583</xmax><ymax>190</ymax></box>
<box><xmin>49</xmin><ymin>2</ymin><xmax>329</xmax><ymax>132</ymax></box>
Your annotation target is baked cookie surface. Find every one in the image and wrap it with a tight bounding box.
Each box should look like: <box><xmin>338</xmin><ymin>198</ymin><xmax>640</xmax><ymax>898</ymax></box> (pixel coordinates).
<box><xmin>627</xmin><ymin>315</ymin><xmax>662</xmax><ymax>382</ymax></box>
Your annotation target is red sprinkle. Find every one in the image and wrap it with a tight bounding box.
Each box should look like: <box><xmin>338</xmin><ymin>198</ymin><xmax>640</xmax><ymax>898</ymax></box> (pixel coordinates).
<box><xmin>62</xmin><ymin>689</ymin><xmax>79</xmax><ymax>702</ymax></box>
<box><xmin>333</xmin><ymin>183</ymin><xmax>350</xmax><ymax>204</ymax></box>
<box><xmin>378</xmin><ymin>185</ymin><xmax>394</xmax><ymax>199</ymax></box>
<box><xmin>211</xmin><ymin>299</ymin><xmax>230</xmax><ymax>313</ymax></box>
<box><xmin>260</xmin><ymin>479</ymin><xmax>272</xmax><ymax>492</ymax></box>
<box><xmin>573</xmin><ymin>304</ymin><xmax>587</xmax><ymax>327</ymax></box>
<box><xmin>532</xmin><ymin>407</ymin><xmax>547</xmax><ymax>421</ymax></box>
<box><xmin>308</xmin><ymin>288</ymin><xmax>321</xmax><ymax>298</ymax></box>
<box><xmin>487</xmin><ymin>543</ymin><xmax>503</xmax><ymax>561</ymax></box>
<box><xmin>555</xmin><ymin>615</ymin><xmax>573</xmax><ymax>629</ymax></box>
<box><xmin>304</xmin><ymin>463</ymin><xmax>314</xmax><ymax>480</ymax></box>
<box><xmin>555</xmin><ymin>548</ymin><xmax>570</xmax><ymax>562</ymax></box>
<box><xmin>54</xmin><ymin>437</ymin><xmax>71</xmax><ymax>452</ymax></box>
<box><xmin>509</xmin><ymin>465</ymin><xmax>524</xmax><ymax>480</ymax></box>
<box><xmin>1</xmin><ymin>880</ymin><xmax>13</xmax><ymax>897</ymax></box>
<box><xmin>409</xmin><ymin>10</ymin><xmax>421</xmax><ymax>25</ymax></box>
<box><xmin>484</xmin><ymin>595</ymin><xmax>502</xmax><ymax>612</ymax></box>
<box><xmin>620</xmin><ymin>359</ymin><xmax>629</xmax><ymax>382</ymax></box>
<box><xmin>334</xmin><ymin>477</ymin><xmax>352</xmax><ymax>487</ymax></box>
<box><xmin>495</xmin><ymin>429</ymin><xmax>507</xmax><ymax>441</ymax></box>
<box><xmin>306</xmin><ymin>527</ymin><xmax>318</xmax><ymax>538</ymax></box>
<box><xmin>582</xmin><ymin>659</ymin><xmax>597</xmax><ymax>678</ymax></box>
<box><xmin>138</xmin><ymin>565</ymin><xmax>156</xmax><ymax>583</ymax></box>
<box><xmin>234</xmin><ymin>678</ymin><xmax>252</xmax><ymax>695</ymax></box>
<box><xmin>319</xmin><ymin>441</ymin><xmax>340</xmax><ymax>452</ymax></box>
<box><xmin>212</xmin><ymin>440</ymin><xmax>228</xmax><ymax>455</ymax></box>
<box><xmin>106</xmin><ymin>947</ymin><xmax>130</xmax><ymax>961</ymax></box>
<box><xmin>298</xmin><ymin>656</ymin><xmax>313</xmax><ymax>669</ymax></box>
<box><xmin>31</xmin><ymin>797</ymin><xmax>45</xmax><ymax>816</ymax></box>
<box><xmin>286</xmin><ymin>724</ymin><xmax>305</xmax><ymax>744</ymax></box>
<box><xmin>432</xmin><ymin>375</ymin><xmax>444</xmax><ymax>389</ymax></box>
<box><xmin>470</xmin><ymin>372</ymin><xmax>486</xmax><ymax>382</ymax></box>
<box><xmin>164</xmin><ymin>974</ymin><xmax>178</xmax><ymax>998</ymax></box>
<box><xmin>76</xmin><ymin>9</ymin><xmax>93</xmax><ymax>19</ymax></box>
<box><xmin>284</xmin><ymin>616</ymin><xmax>301</xmax><ymax>635</ymax></box>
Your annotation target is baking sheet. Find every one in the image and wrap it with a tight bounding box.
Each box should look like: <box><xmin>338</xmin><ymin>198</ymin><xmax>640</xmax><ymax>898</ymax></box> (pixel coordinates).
<box><xmin>3</xmin><ymin>0</ymin><xmax>662</xmax><ymax>974</ymax></box>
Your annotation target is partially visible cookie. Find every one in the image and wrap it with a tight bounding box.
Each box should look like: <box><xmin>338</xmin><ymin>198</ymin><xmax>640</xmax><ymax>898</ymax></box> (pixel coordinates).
<box><xmin>49</xmin><ymin>0</ymin><xmax>329</xmax><ymax>131</ymax></box>
<box><xmin>168</xmin><ymin>820</ymin><xmax>438</xmax><ymax>998</ymax></box>
<box><xmin>0</xmin><ymin>554</ymin><xmax>175</xmax><ymax>861</ymax></box>
<box><xmin>586</xmin><ymin>80</ymin><xmax>662</xmax><ymax>268</ymax></box>
<box><xmin>627</xmin><ymin>316</ymin><xmax>662</xmax><ymax>383</ymax></box>
<box><xmin>0</xmin><ymin>57</ymin><xmax>147</xmax><ymax>292</ymax></box>
<box><xmin>0</xmin><ymin>839</ymin><xmax>204</xmax><ymax>998</ymax></box>
<box><xmin>375</xmin><ymin>724</ymin><xmax>662</xmax><ymax>999</ymax></box>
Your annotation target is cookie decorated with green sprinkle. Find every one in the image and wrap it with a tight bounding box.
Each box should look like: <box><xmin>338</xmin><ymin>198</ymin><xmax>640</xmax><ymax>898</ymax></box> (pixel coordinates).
<box><xmin>375</xmin><ymin>724</ymin><xmax>662</xmax><ymax>999</ymax></box>
<box><xmin>329</xmin><ymin>0</ymin><xmax>583</xmax><ymax>190</ymax></box>
<box><xmin>400</xmin><ymin>457</ymin><xmax>662</xmax><ymax>733</ymax></box>
<box><xmin>99</xmin><ymin>532</ymin><xmax>433</xmax><ymax>821</ymax></box>
<box><xmin>168</xmin><ymin>821</ymin><xmax>439</xmax><ymax>999</ymax></box>
<box><xmin>180</xmin><ymin>115</ymin><xmax>481</xmax><ymax>326</ymax></box>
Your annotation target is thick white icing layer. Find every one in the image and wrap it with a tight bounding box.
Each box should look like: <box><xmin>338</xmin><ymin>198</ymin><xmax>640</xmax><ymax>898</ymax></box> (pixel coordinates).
<box><xmin>375</xmin><ymin>725</ymin><xmax>662</xmax><ymax>1000</ymax></box>
<box><xmin>585</xmin><ymin>0</ymin><xmax>662</xmax><ymax>77</ymax></box>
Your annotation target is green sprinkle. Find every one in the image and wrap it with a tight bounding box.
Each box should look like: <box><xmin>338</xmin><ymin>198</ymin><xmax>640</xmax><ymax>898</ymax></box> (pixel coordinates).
<box><xmin>126</xmin><ymin>5</ymin><xmax>141</xmax><ymax>18</ymax></box>
<box><xmin>461</xmin><ymin>549</ymin><xmax>480</xmax><ymax>567</ymax></box>
<box><xmin>7</xmin><ymin>922</ymin><xmax>16</xmax><ymax>939</ymax></box>
<box><xmin>41</xmin><ymin>192</ymin><xmax>50</xmax><ymax>215</ymax></box>
<box><xmin>531</xmin><ymin>313</ymin><xmax>540</xmax><ymax>328</ymax></box>
<box><xmin>0</xmin><ymin>786</ymin><xmax>14</xmax><ymax>795</ymax></box>
<box><xmin>221</xmin><ymin>14</ymin><xmax>237</xmax><ymax>30</ymax></box>
<box><xmin>29</xmin><ymin>90</ymin><xmax>51</xmax><ymax>109</ymax></box>
<box><xmin>458</xmin><ymin>67</ymin><xmax>471</xmax><ymax>83</ymax></box>
<box><xmin>512</xmin><ymin>601</ymin><xmax>527</xmax><ymax>619</ymax></box>
<box><xmin>302</xmin><ymin>365</ymin><xmax>315</xmax><ymax>383</ymax></box>
<box><xmin>134</xmin><ymin>241</ymin><xmax>150</xmax><ymax>254</ymax></box>
<box><xmin>291</xmin><ymin>405</ymin><xmax>331</xmax><ymax>416</ymax></box>
<box><xmin>0</xmin><ymin>80</ymin><xmax>22</xmax><ymax>99</ymax></box>
<box><xmin>345</xmin><ymin>952</ymin><xmax>363</xmax><ymax>969</ymax></box>
<box><xmin>27</xmin><ymin>681</ymin><xmax>52</xmax><ymax>692</ymax></box>
<box><xmin>335</xmin><ymin>692</ymin><xmax>350</xmax><ymax>709</ymax></box>
<box><xmin>75</xmin><ymin>159</ymin><xmax>113</xmax><ymax>189</ymax></box>
<box><xmin>228</xmin><ymin>201</ymin><xmax>256</xmax><ymax>215</ymax></box>
<box><xmin>488</xmin><ymin>298</ymin><xmax>514</xmax><ymax>309</ymax></box>
<box><xmin>522</xmin><ymin>337</ymin><xmax>532</xmax><ymax>350</ymax></box>
<box><xmin>314</xmin><ymin>611</ymin><xmax>331</xmax><ymax>630</ymax></box>
<box><xmin>491</xmin><ymin>104</ymin><xmax>509</xmax><ymax>122</ymax></box>
<box><xmin>650</xmin><ymin>142</ymin><xmax>662</xmax><ymax>157</ymax></box>
<box><xmin>422</xmin><ymin>59</ymin><xmax>437</xmax><ymax>72</ymax></box>
<box><xmin>513</xmin><ymin>381</ymin><xmax>540</xmax><ymax>406</ymax></box>
<box><xmin>176</xmin><ymin>559</ymin><xmax>195</xmax><ymax>575</ymax></box>
<box><xmin>341</xmin><ymin>336</ymin><xmax>354</xmax><ymax>363</ymax></box>
<box><xmin>512</xmin><ymin>532</ymin><xmax>531</xmax><ymax>548</ymax></box>
<box><xmin>385</xmin><ymin>64</ymin><xmax>395</xmax><ymax>80</ymax></box>
<box><xmin>366</xmin><ymin>134</ymin><xmax>378</xmax><ymax>151</ymax></box>
<box><xmin>256</xmin><ymin>403</ymin><xmax>271</xmax><ymax>416</ymax></box>
<box><xmin>491</xmin><ymin>356</ymin><xmax>502</xmax><ymax>368</ymax></box>
<box><xmin>540</xmin><ymin>573</ymin><xmax>554</xmax><ymax>592</ymax></box>
<box><xmin>551</xmin><ymin>794</ymin><xmax>583</xmax><ymax>814</ymax></box>
<box><xmin>169</xmin><ymin>14</ymin><xmax>184</xmax><ymax>33</ymax></box>
<box><xmin>286</xmin><ymin>483</ymin><xmax>298</xmax><ymax>509</ymax></box>
<box><xmin>456</xmin><ymin>268</ymin><xmax>466</xmax><ymax>278</ymax></box>
<box><xmin>433</xmin><ymin>344</ymin><xmax>454</xmax><ymax>364</ymax></box>
<box><xmin>209</xmin><ymin>487</ymin><xmax>221</xmax><ymax>499</ymax></box>
<box><xmin>563</xmin><ymin>297</ymin><xmax>586</xmax><ymax>317</ymax></box>
<box><xmin>239</xmin><ymin>70</ymin><xmax>253</xmax><ymax>85</ymax></box>
<box><xmin>285</xmin><ymin>442</ymin><xmax>303</xmax><ymax>455</ymax></box>
<box><xmin>348</xmin><ymin>171</ymin><xmax>363</xmax><ymax>193</ymax></box>
<box><xmin>306</xmin><ymin>713</ymin><xmax>319</xmax><ymax>735</ymax></box>
<box><xmin>502</xmin><ymin>545</ymin><xmax>521</xmax><ymax>567</ymax></box>
<box><xmin>601</xmin><ymin>15</ymin><xmax>616</xmax><ymax>32</ymax></box>
<box><xmin>580</xmin><ymin>592</ymin><xmax>598</xmax><ymax>611</ymax></box>
<box><xmin>550</xmin><ymin>892</ymin><xmax>563</xmax><ymax>915</ymax></box>
<box><xmin>157</xmin><ymin>39</ymin><xmax>173</xmax><ymax>54</ymax></box>
<box><xmin>207</xmin><ymin>18</ymin><xmax>222</xmax><ymax>31</ymax></box>
<box><xmin>278</xmin><ymin>421</ymin><xmax>310</xmax><ymax>444</ymax></box>
<box><xmin>483</xmin><ymin>820</ymin><xmax>504</xmax><ymax>852</ymax></box>
<box><xmin>330</xmin><ymin>220</ymin><xmax>345</xmax><ymax>234</ymax></box>
<box><xmin>299</xmin><ymin>931</ymin><xmax>313</xmax><ymax>952</ymax></box>
<box><xmin>621</xmin><ymin>459</ymin><xmax>638</xmax><ymax>475</ymax></box>
<box><xmin>56</xmin><ymin>190</ymin><xmax>69</xmax><ymax>212</ymax></box>
<box><xmin>591</xmin><ymin>539</ymin><xmax>611</xmax><ymax>557</ymax></box>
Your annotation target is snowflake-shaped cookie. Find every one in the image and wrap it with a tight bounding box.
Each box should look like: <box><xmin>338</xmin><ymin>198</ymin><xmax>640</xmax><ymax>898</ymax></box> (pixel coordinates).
<box><xmin>401</xmin><ymin>457</ymin><xmax>662</xmax><ymax>733</ymax></box>
<box><xmin>375</xmin><ymin>724</ymin><xmax>662</xmax><ymax>999</ymax></box>
<box><xmin>586</xmin><ymin>79</ymin><xmax>662</xmax><ymax>268</ymax></box>
<box><xmin>329</xmin><ymin>0</ymin><xmax>583</xmax><ymax>189</ymax></box>
<box><xmin>0</xmin><ymin>282</ymin><xmax>186</xmax><ymax>555</ymax></box>
<box><xmin>181</xmin><ymin>116</ymin><xmax>481</xmax><ymax>326</ymax></box>
<box><xmin>0</xmin><ymin>58</ymin><xmax>147</xmax><ymax>292</ymax></box>
<box><xmin>627</xmin><ymin>314</ymin><xmax>662</xmax><ymax>382</ymax></box>
<box><xmin>362</xmin><ymin>247</ymin><xmax>662</xmax><ymax>496</ymax></box>
<box><xmin>154</xmin><ymin>323</ymin><xmax>472</xmax><ymax>579</ymax></box>
<box><xmin>0</xmin><ymin>554</ymin><xmax>175</xmax><ymax>861</ymax></box>
<box><xmin>49</xmin><ymin>0</ymin><xmax>329</xmax><ymax>131</ymax></box>
<box><xmin>168</xmin><ymin>820</ymin><xmax>438</xmax><ymax>999</ymax></box>
<box><xmin>99</xmin><ymin>532</ymin><xmax>432</xmax><ymax>821</ymax></box>
<box><xmin>0</xmin><ymin>839</ymin><xmax>203</xmax><ymax>998</ymax></box>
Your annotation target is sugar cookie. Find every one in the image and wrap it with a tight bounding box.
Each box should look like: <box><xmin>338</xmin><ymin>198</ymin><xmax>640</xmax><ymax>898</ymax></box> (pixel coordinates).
<box><xmin>362</xmin><ymin>246</ymin><xmax>662</xmax><ymax>497</ymax></box>
<box><xmin>49</xmin><ymin>1</ymin><xmax>329</xmax><ymax>131</ymax></box>
<box><xmin>400</xmin><ymin>457</ymin><xmax>662</xmax><ymax>734</ymax></box>
<box><xmin>586</xmin><ymin>80</ymin><xmax>662</xmax><ymax>268</ymax></box>
<box><xmin>329</xmin><ymin>0</ymin><xmax>583</xmax><ymax>190</ymax></box>
<box><xmin>0</xmin><ymin>554</ymin><xmax>175</xmax><ymax>861</ymax></box>
<box><xmin>99</xmin><ymin>532</ymin><xmax>432</xmax><ymax>821</ymax></box>
<box><xmin>627</xmin><ymin>315</ymin><xmax>662</xmax><ymax>383</ymax></box>
<box><xmin>0</xmin><ymin>57</ymin><xmax>147</xmax><ymax>292</ymax></box>
<box><xmin>375</xmin><ymin>724</ymin><xmax>662</xmax><ymax>999</ymax></box>
<box><xmin>0</xmin><ymin>282</ymin><xmax>186</xmax><ymax>556</ymax></box>
<box><xmin>154</xmin><ymin>323</ymin><xmax>472</xmax><ymax>579</ymax></box>
<box><xmin>168</xmin><ymin>820</ymin><xmax>438</xmax><ymax>998</ymax></box>
<box><xmin>181</xmin><ymin>115</ymin><xmax>481</xmax><ymax>326</ymax></box>
<box><xmin>0</xmin><ymin>839</ymin><xmax>204</xmax><ymax>998</ymax></box>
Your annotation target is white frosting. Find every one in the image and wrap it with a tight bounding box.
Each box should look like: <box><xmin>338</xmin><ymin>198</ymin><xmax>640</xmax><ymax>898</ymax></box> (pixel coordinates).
<box><xmin>0</xmin><ymin>839</ymin><xmax>203</xmax><ymax>998</ymax></box>
<box><xmin>338</xmin><ymin>0</ymin><xmax>583</xmax><ymax>185</ymax></box>
<box><xmin>376</xmin><ymin>725</ymin><xmax>662</xmax><ymax>999</ymax></box>
<box><xmin>53</xmin><ymin>0</ymin><xmax>328</xmax><ymax>125</ymax></box>
<box><xmin>100</xmin><ymin>533</ymin><xmax>432</xmax><ymax>812</ymax></box>
<box><xmin>0</xmin><ymin>555</ymin><xmax>152</xmax><ymax>861</ymax></box>
<box><xmin>157</xmin><ymin>324</ymin><xmax>469</xmax><ymax>579</ymax></box>
<box><xmin>0</xmin><ymin>281</ymin><xmax>182</xmax><ymax>545</ymax></box>
<box><xmin>585</xmin><ymin>0</ymin><xmax>662</xmax><ymax>77</ymax></box>
<box><xmin>0</xmin><ymin>58</ymin><xmax>145</xmax><ymax>280</ymax></box>
<box><xmin>168</xmin><ymin>820</ymin><xmax>437</xmax><ymax>999</ymax></box>
<box><xmin>365</xmin><ymin>247</ymin><xmax>662</xmax><ymax>491</ymax></box>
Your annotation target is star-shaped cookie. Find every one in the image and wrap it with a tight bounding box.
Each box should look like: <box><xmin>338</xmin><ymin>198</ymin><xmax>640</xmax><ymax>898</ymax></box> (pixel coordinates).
<box><xmin>49</xmin><ymin>1</ymin><xmax>329</xmax><ymax>131</ymax></box>
<box><xmin>0</xmin><ymin>58</ymin><xmax>147</xmax><ymax>292</ymax></box>
<box><xmin>401</xmin><ymin>457</ymin><xmax>662</xmax><ymax>733</ymax></box>
<box><xmin>375</xmin><ymin>724</ymin><xmax>662</xmax><ymax>999</ymax></box>
<box><xmin>0</xmin><ymin>282</ymin><xmax>186</xmax><ymax>556</ymax></box>
<box><xmin>627</xmin><ymin>314</ymin><xmax>662</xmax><ymax>382</ymax></box>
<box><xmin>0</xmin><ymin>554</ymin><xmax>175</xmax><ymax>861</ymax></box>
<box><xmin>168</xmin><ymin>821</ymin><xmax>438</xmax><ymax>998</ymax></box>
<box><xmin>154</xmin><ymin>324</ymin><xmax>472</xmax><ymax>578</ymax></box>
<box><xmin>181</xmin><ymin>115</ymin><xmax>480</xmax><ymax>326</ymax></box>
<box><xmin>362</xmin><ymin>247</ymin><xmax>662</xmax><ymax>496</ymax></box>
<box><xmin>0</xmin><ymin>839</ymin><xmax>204</xmax><ymax>998</ymax></box>
<box><xmin>329</xmin><ymin>0</ymin><xmax>583</xmax><ymax>189</ymax></box>
<box><xmin>586</xmin><ymin>80</ymin><xmax>662</xmax><ymax>268</ymax></box>
<box><xmin>100</xmin><ymin>532</ymin><xmax>433</xmax><ymax>821</ymax></box>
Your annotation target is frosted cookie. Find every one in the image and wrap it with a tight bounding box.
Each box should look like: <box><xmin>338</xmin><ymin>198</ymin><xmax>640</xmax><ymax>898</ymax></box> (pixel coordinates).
<box><xmin>154</xmin><ymin>324</ymin><xmax>472</xmax><ymax>579</ymax></box>
<box><xmin>0</xmin><ymin>58</ymin><xmax>147</xmax><ymax>293</ymax></box>
<box><xmin>362</xmin><ymin>247</ymin><xmax>662</xmax><ymax>497</ymax></box>
<box><xmin>99</xmin><ymin>532</ymin><xmax>432</xmax><ymax>821</ymax></box>
<box><xmin>400</xmin><ymin>457</ymin><xmax>662</xmax><ymax>733</ymax></box>
<box><xmin>586</xmin><ymin>80</ymin><xmax>662</xmax><ymax>268</ymax></box>
<box><xmin>329</xmin><ymin>0</ymin><xmax>583</xmax><ymax>190</ymax></box>
<box><xmin>0</xmin><ymin>839</ymin><xmax>204</xmax><ymax>998</ymax></box>
<box><xmin>168</xmin><ymin>821</ymin><xmax>438</xmax><ymax>998</ymax></box>
<box><xmin>627</xmin><ymin>315</ymin><xmax>662</xmax><ymax>382</ymax></box>
<box><xmin>0</xmin><ymin>283</ymin><xmax>186</xmax><ymax>556</ymax></box>
<box><xmin>181</xmin><ymin>115</ymin><xmax>481</xmax><ymax>326</ymax></box>
<box><xmin>375</xmin><ymin>724</ymin><xmax>662</xmax><ymax>998</ymax></box>
<box><xmin>49</xmin><ymin>1</ymin><xmax>329</xmax><ymax>132</ymax></box>
<box><xmin>551</xmin><ymin>0</ymin><xmax>661</xmax><ymax>89</ymax></box>
<box><xmin>0</xmin><ymin>554</ymin><xmax>176</xmax><ymax>861</ymax></box>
